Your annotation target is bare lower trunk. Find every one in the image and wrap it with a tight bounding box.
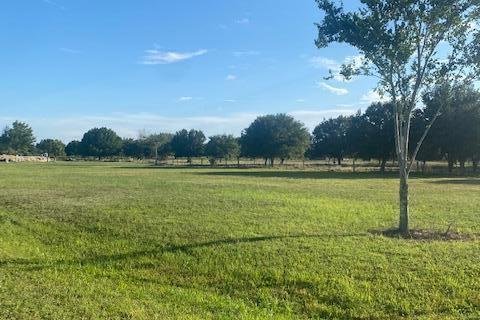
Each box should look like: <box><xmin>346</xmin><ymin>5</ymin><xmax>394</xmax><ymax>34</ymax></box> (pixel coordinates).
<box><xmin>459</xmin><ymin>160</ymin><xmax>466</xmax><ymax>175</ymax></box>
<box><xmin>448</xmin><ymin>157</ymin><xmax>454</xmax><ymax>174</ymax></box>
<box><xmin>380</xmin><ymin>158</ymin><xmax>387</xmax><ymax>173</ymax></box>
<box><xmin>399</xmin><ymin>162</ymin><xmax>409</xmax><ymax>236</ymax></box>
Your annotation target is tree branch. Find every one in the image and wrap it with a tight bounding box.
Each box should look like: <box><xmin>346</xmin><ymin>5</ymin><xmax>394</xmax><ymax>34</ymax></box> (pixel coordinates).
<box><xmin>407</xmin><ymin>107</ymin><xmax>441</xmax><ymax>174</ymax></box>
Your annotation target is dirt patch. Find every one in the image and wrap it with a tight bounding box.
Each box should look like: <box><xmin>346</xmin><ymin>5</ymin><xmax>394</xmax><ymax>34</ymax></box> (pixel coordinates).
<box><xmin>370</xmin><ymin>228</ymin><xmax>477</xmax><ymax>241</ymax></box>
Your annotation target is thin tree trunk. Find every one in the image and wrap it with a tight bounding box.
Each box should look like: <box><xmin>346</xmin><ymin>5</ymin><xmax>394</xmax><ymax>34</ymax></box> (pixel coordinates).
<box><xmin>399</xmin><ymin>160</ymin><xmax>409</xmax><ymax>236</ymax></box>
<box><xmin>380</xmin><ymin>158</ymin><xmax>387</xmax><ymax>173</ymax></box>
<box><xmin>448</xmin><ymin>158</ymin><xmax>454</xmax><ymax>174</ymax></box>
<box><xmin>460</xmin><ymin>160</ymin><xmax>466</xmax><ymax>175</ymax></box>
<box><xmin>396</xmin><ymin>107</ymin><xmax>410</xmax><ymax>236</ymax></box>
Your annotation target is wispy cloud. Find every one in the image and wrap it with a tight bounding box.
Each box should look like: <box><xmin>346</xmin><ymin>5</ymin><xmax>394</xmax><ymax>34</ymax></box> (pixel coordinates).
<box><xmin>235</xmin><ymin>18</ymin><xmax>250</xmax><ymax>25</ymax></box>
<box><xmin>60</xmin><ymin>47</ymin><xmax>81</xmax><ymax>54</ymax></box>
<box><xmin>178</xmin><ymin>96</ymin><xmax>193</xmax><ymax>102</ymax></box>
<box><xmin>288</xmin><ymin>109</ymin><xmax>356</xmax><ymax>128</ymax></box>
<box><xmin>233</xmin><ymin>50</ymin><xmax>260</xmax><ymax>57</ymax></box>
<box><xmin>310</xmin><ymin>55</ymin><xmax>364</xmax><ymax>82</ymax></box>
<box><xmin>1</xmin><ymin>108</ymin><xmax>357</xmax><ymax>142</ymax></box>
<box><xmin>296</xmin><ymin>99</ymin><xmax>306</xmax><ymax>103</ymax></box>
<box><xmin>141</xmin><ymin>49</ymin><xmax>208</xmax><ymax>65</ymax></box>
<box><xmin>42</xmin><ymin>0</ymin><xmax>66</xmax><ymax>10</ymax></box>
<box><xmin>310</xmin><ymin>56</ymin><xmax>339</xmax><ymax>71</ymax></box>
<box><xmin>226</xmin><ymin>74</ymin><xmax>237</xmax><ymax>81</ymax></box>
<box><xmin>224</xmin><ymin>99</ymin><xmax>236</xmax><ymax>103</ymax></box>
<box><xmin>361</xmin><ymin>90</ymin><xmax>389</xmax><ymax>105</ymax></box>
<box><xmin>317</xmin><ymin>82</ymin><xmax>349</xmax><ymax>96</ymax></box>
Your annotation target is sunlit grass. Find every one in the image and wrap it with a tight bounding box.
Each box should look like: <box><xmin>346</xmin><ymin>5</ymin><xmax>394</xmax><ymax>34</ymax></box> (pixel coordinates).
<box><xmin>0</xmin><ymin>162</ymin><xmax>479</xmax><ymax>319</ymax></box>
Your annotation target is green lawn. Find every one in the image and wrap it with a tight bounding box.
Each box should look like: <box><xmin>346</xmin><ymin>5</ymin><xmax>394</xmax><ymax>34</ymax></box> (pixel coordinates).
<box><xmin>0</xmin><ymin>163</ymin><xmax>479</xmax><ymax>319</ymax></box>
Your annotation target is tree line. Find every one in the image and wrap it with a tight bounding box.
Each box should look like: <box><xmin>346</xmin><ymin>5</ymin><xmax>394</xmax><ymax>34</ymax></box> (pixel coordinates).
<box><xmin>1</xmin><ymin>83</ymin><xmax>479</xmax><ymax>171</ymax></box>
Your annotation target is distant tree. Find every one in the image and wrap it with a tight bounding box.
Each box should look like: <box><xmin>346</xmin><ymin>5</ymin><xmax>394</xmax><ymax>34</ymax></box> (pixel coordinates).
<box><xmin>362</xmin><ymin>103</ymin><xmax>396</xmax><ymax>173</ymax></box>
<box><xmin>141</xmin><ymin>133</ymin><xmax>173</xmax><ymax>162</ymax></box>
<box><xmin>311</xmin><ymin>116</ymin><xmax>351</xmax><ymax>165</ymax></box>
<box><xmin>474</xmin><ymin>140</ymin><xmax>480</xmax><ymax>173</ymax></box>
<box><xmin>345</xmin><ymin>111</ymin><xmax>368</xmax><ymax>169</ymax></box>
<box><xmin>424</xmin><ymin>84</ymin><xmax>480</xmax><ymax>173</ymax></box>
<box><xmin>170</xmin><ymin>129</ymin><xmax>206</xmax><ymax>162</ymax></box>
<box><xmin>240</xmin><ymin>114</ymin><xmax>310</xmax><ymax>165</ymax></box>
<box><xmin>409</xmin><ymin>109</ymin><xmax>441</xmax><ymax>170</ymax></box>
<box><xmin>205</xmin><ymin>135</ymin><xmax>240</xmax><ymax>165</ymax></box>
<box><xmin>65</xmin><ymin>140</ymin><xmax>83</xmax><ymax>157</ymax></box>
<box><xmin>36</xmin><ymin>139</ymin><xmax>66</xmax><ymax>158</ymax></box>
<box><xmin>122</xmin><ymin>138</ymin><xmax>147</xmax><ymax>159</ymax></box>
<box><xmin>80</xmin><ymin>127</ymin><xmax>122</xmax><ymax>159</ymax></box>
<box><xmin>0</xmin><ymin>121</ymin><xmax>36</xmax><ymax>155</ymax></box>
<box><xmin>316</xmin><ymin>0</ymin><xmax>480</xmax><ymax>235</ymax></box>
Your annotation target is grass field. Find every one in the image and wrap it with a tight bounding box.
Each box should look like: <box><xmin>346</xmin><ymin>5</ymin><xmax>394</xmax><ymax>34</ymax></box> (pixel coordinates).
<box><xmin>0</xmin><ymin>163</ymin><xmax>479</xmax><ymax>319</ymax></box>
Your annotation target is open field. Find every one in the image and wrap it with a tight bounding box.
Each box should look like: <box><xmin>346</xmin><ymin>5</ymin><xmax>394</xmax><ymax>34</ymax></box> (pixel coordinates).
<box><xmin>0</xmin><ymin>163</ymin><xmax>479</xmax><ymax>319</ymax></box>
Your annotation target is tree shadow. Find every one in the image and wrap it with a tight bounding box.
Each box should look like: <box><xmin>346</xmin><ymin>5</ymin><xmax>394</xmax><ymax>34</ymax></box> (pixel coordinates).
<box><xmin>196</xmin><ymin>171</ymin><xmax>399</xmax><ymax>180</ymax></box>
<box><xmin>0</xmin><ymin>233</ymin><xmax>366</xmax><ymax>271</ymax></box>
<box><xmin>429</xmin><ymin>178</ymin><xmax>480</xmax><ymax>185</ymax></box>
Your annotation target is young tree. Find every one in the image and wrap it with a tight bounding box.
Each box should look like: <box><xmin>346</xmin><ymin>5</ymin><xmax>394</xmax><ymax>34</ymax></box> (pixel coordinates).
<box><xmin>36</xmin><ymin>139</ymin><xmax>66</xmax><ymax>158</ymax></box>
<box><xmin>170</xmin><ymin>129</ymin><xmax>206</xmax><ymax>163</ymax></box>
<box><xmin>65</xmin><ymin>140</ymin><xmax>83</xmax><ymax>157</ymax></box>
<box><xmin>0</xmin><ymin>121</ymin><xmax>36</xmax><ymax>155</ymax></box>
<box><xmin>205</xmin><ymin>135</ymin><xmax>240</xmax><ymax>165</ymax></box>
<box><xmin>311</xmin><ymin>116</ymin><xmax>351</xmax><ymax>165</ymax></box>
<box><xmin>240</xmin><ymin>114</ymin><xmax>310</xmax><ymax>165</ymax></box>
<box><xmin>316</xmin><ymin>0</ymin><xmax>480</xmax><ymax>235</ymax></box>
<box><xmin>80</xmin><ymin>127</ymin><xmax>122</xmax><ymax>159</ymax></box>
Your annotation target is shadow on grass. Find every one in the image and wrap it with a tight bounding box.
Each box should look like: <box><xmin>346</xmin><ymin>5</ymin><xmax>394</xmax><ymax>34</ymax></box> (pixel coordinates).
<box><xmin>195</xmin><ymin>170</ymin><xmax>397</xmax><ymax>180</ymax></box>
<box><xmin>369</xmin><ymin>228</ymin><xmax>477</xmax><ymax>241</ymax></box>
<box><xmin>113</xmin><ymin>164</ymin><xmax>480</xmax><ymax>181</ymax></box>
<box><xmin>429</xmin><ymin>178</ymin><xmax>480</xmax><ymax>185</ymax></box>
<box><xmin>0</xmin><ymin>233</ymin><xmax>366</xmax><ymax>270</ymax></box>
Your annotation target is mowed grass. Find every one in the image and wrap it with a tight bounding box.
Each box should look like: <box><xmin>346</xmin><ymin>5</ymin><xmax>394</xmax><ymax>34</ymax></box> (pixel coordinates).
<box><xmin>0</xmin><ymin>163</ymin><xmax>479</xmax><ymax>319</ymax></box>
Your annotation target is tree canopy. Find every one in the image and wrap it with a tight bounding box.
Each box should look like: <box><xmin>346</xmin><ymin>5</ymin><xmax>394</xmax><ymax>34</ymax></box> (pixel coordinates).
<box><xmin>311</xmin><ymin>116</ymin><xmax>350</xmax><ymax>165</ymax></box>
<box><xmin>205</xmin><ymin>135</ymin><xmax>240</xmax><ymax>164</ymax></box>
<box><xmin>170</xmin><ymin>129</ymin><xmax>206</xmax><ymax>161</ymax></box>
<box><xmin>65</xmin><ymin>140</ymin><xmax>83</xmax><ymax>157</ymax></box>
<box><xmin>80</xmin><ymin>127</ymin><xmax>122</xmax><ymax>158</ymax></box>
<box><xmin>0</xmin><ymin>121</ymin><xmax>36</xmax><ymax>155</ymax></box>
<box><xmin>36</xmin><ymin>139</ymin><xmax>66</xmax><ymax>157</ymax></box>
<box><xmin>240</xmin><ymin>114</ymin><xmax>310</xmax><ymax>165</ymax></box>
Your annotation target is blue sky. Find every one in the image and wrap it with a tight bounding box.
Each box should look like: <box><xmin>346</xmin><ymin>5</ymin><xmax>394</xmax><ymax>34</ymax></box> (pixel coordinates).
<box><xmin>0</xmin><ymin>0</ymin><xmax>380</xmax><ymax>142</ymax></box>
